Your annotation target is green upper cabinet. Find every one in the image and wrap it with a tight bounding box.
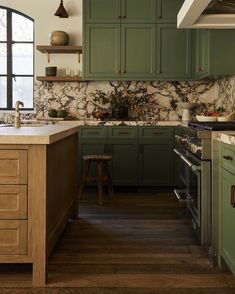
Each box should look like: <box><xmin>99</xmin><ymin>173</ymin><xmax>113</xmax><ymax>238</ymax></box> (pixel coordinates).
<box><xmin>210</xmin><ymin>30</ymin><xmax>235</xmax><ymax>76</ymax></box>
<box><xmin>193</xmin><ymin>29</ymin><xmax>210</xmax><ymax>79</ymax></box>
<box><xmin>157</xmin><ymin>0</ymin><xmax>184</xmax><ymax>23</ymax></box>
<box><xmin>84</xmin><ymin>24</ymin><xmax>121</xmax><ymax>78</ymax></box>
<box><xmin>121</xmin><ymin>0</ymin><xmax>157</xmax><ymax>23</ymax></box>
<box><xmin>121</xmin><ymin>24</ymin><xmax>156</xmax><ymax>78</ymax></box>
<box><xmin>85</xmin><ymin>0</ymin><xmax>121</xmax><ymax>23</ymax></box>
<box><xmin>156</xmin><ymin>24</ymin><xmax>192</xmax><ymax>80</ymax></box>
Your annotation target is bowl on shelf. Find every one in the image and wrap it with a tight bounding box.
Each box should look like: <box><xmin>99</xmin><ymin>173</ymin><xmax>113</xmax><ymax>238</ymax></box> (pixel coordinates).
<box><xmin>196</xmin><ymin>115</ymin><xmax>218</xmax><ymax>122</ymax></box>
<box><xmin>92</xmin><ymin>111</ymin><xmax>109</xmax><ymax>121</ymax></box>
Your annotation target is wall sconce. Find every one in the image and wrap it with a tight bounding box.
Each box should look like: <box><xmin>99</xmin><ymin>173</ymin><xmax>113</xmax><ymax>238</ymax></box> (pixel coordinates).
<box><xmin>54</xmin><ymin>0</ymin><xmax>69</xmax><ymax>18</ymax></box>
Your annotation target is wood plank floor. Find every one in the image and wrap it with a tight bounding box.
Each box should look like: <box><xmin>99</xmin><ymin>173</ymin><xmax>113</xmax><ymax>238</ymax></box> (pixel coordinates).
<box><xmin>0</xmin><ymin>188</ymin><xmax>235</xmax><ymax>293</ymax></box>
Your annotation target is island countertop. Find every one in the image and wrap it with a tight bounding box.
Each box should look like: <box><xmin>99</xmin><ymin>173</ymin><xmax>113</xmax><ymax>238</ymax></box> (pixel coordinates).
<box><xmin>0</xmin><ymin>123</ymin><xmax>80</xmax><ymax>144</ymax></box>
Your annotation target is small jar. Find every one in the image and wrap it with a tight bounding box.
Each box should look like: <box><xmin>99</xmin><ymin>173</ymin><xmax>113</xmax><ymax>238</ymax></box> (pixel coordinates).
<box><xmin>49</xmin><ymin>31</ymin><xmax>69</xmax><ymax>46</ymax></box>
<box><xmin>45</xmin><ymin>66</ymin><xmax>57</xmax><ymax>76</ymax></box>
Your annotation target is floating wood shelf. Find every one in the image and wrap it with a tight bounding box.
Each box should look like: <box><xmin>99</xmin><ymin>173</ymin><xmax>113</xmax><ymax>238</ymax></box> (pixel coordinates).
<box><xmin>36</xmin><ymin>45</ymin><xmax>83</xmax><ymax>63</ymax></box>
<box><xmin>36</xmin><ymin>76</ymin><xmax>83</xmax><ymax>82</ymax></box>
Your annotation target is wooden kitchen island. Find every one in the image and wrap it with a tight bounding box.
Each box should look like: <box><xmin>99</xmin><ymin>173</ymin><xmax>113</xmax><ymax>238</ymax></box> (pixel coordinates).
<box><xmin>0</xmin><ymin>124</ymin><xmax>79</xmax><ymax>286</ymax></box>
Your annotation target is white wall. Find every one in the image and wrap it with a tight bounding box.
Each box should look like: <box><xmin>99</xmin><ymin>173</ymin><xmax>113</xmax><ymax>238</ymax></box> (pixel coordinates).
<box><xmin>0</xmin><ymin>0</ymin><xmax>83</xmax><ymax>76</ymax></box>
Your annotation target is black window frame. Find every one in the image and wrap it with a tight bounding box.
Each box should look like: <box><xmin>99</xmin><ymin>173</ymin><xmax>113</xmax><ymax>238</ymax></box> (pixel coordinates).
<box><xmin>0</xmin><ymin>6</ymin><xmax>34</xmax><ymax>111</ymax></box>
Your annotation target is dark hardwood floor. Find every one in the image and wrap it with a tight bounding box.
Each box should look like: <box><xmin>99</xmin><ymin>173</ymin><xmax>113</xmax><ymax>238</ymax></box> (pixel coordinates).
<box><xmin>0</xmin><ymin>188</ymin><xmax>235</xmax><ymax>293</ymax></box>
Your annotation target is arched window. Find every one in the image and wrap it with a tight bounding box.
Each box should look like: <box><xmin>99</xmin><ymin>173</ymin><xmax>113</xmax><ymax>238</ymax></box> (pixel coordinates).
<box><xmin>0</xmin><ymin>7</ymin><xmax>34</xmax><ymax>110</ymax></box>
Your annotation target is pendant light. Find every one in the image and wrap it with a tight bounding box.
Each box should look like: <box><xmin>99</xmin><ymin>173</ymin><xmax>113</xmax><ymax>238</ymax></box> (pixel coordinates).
<box><xmin>54</xmin><ymin>0</ymin><xmax>69</xmax><ymax>18</ymax></box>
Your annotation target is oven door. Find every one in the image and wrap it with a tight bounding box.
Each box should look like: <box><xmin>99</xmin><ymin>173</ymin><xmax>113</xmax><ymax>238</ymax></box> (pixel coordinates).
<box><xmin>174</xmin><ymin>149</ymin><xmax>201</xmax><ymax>227</ymax></box>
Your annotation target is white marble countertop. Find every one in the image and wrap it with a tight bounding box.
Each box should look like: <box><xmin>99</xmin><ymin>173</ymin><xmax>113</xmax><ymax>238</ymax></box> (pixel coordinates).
<box><xmin>0</xmin><ymin>123</ymin><xmax>80</xmax><ymax>145</ymax></box>
<box><xmin>213</xmin><ymin>131</ymin><xmax>235</xmax><ymax>146</ymax></box>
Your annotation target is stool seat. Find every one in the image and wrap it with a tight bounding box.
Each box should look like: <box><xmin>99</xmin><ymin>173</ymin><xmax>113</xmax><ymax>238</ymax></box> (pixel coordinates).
<box><xmin>78</xmin><ymin>154</ymin><xmax>114</xmax><ymax>205</ymax></box>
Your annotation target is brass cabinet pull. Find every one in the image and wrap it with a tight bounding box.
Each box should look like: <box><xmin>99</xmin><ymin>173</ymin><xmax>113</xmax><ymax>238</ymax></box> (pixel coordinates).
<box><xmin>122</xmin><ymin>15</ymin><xmax>126</xmax><ymax>19</ymax></box>
<box><xmin>116</xmin><ymin>69</ymin><xmax>121</xmax><ymax>74</ymax></box>
<box><xmin>199</xmin><ymin>67</ymin><xmax>204</xmax><ymax>72</ymax></box>
<box><xmin>223</xmin><ymin>155</ymin><xmax>233</xmax><ymax>161</ymax></box>
<box><xmin>153</xmin><ymin>132</ymin><xmax>164</xmax><ymax>135</ymax></box>
<box><xmin>87</xmin><ymin>131</ymin><xmax>99</xmax><ymax>135</ymax></box>
<box><xmin>118</xmin><ymin>15</ymin><xmax>122</xmax><ymax>19</ymax></box>
<box><xmin>231</xmin><ymin>185</ymin><xmax>235</xmax><ymax>208</ymax></box>
<box><xmin>121</xmin><ymin>69</ymin><xmax>126</xmax><ymax>74</ymax></box>
<box><xmin>156</xmin><ymin>69</ymin><xmax>161</xmax><ymax>74</ymax></box>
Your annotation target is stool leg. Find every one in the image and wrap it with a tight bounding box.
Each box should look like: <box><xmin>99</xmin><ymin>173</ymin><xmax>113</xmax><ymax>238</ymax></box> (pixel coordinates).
<box><xmin>96</xmin><ymin>161</ymin><xmax>103</xmax><ymax>206</ymax></box>
<box><xmin>78</xmin><ymin>160</ymin><xmax>91</xmax><ymax>200</ymax></box>
<box><xmin>104</xmin><ymin>161</ymin><xmax>114</xmax><ymax>198</ymax></box>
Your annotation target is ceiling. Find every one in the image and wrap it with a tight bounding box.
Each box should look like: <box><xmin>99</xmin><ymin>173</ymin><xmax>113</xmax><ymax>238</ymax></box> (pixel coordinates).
<box><xmin>177</xmin><ymin>0</ymin><xmax>235</xmax><ymax>28</ymax></box>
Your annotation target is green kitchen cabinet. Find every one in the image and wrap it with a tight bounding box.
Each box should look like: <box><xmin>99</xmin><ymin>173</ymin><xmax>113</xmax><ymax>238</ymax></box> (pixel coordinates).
<box><xmin>193</xmin><ymin>30</ymin><xmax>210</xmax><ymax>79</ymax></box>
<box><xmin>84</xmin><ymin>23</ymin><xmax>156</xmax><ymax>79</ymax></box>
<box><xmin>79</xmin><ymin>126</ymin><xmax>108</xmax><ymax>177</ymax></box>
<box><xmin>108</xmin><ymin>126</ymin><xmax>138</xmax><ymax>185</ymax></box>
<box><xmin>85</xmin><ymin>0</ymin><xmax>156</xmax><ymax>23</ymax></box>
<box><xmin>138</xmin><ymin>127</ymin><xmax>174</xmax><ymax>186</ymax></box>
<box><xmin>219</xmin><ymin>144</ymin><xmax>235</xmax><ymax>275</ymax></box>
<box><xmin>121</xmin><ymin>0</ymin><xmax>157</xmax><ymax>23</ymax></box>
<box><xmin>156</xmin><ymin>24</ymin><xmax>192</xmax><ymax>80</ymax></box>
<box><xmin>85</xmin><ymin>0</ymin><xmax>121</xmax><ymax>23</ymax></box>
<box><xmin>84</xmin><ymin>24</ymin><xmax>121</xmax><ymax>78</ymax></box>
<box><xmin>157</xmin><ymin>0</ymin><xmax>184</xmax><ymax>23</ymax></box>
<box><xmin>121</xmin><ymin>24</ymin><xmax>156</xmax><ymax>78</ymax></box>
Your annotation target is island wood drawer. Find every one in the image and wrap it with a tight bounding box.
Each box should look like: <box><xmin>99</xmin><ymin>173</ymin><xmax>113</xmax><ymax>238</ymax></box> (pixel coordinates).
<box><xmin>222</xmin><ymin>143</ymin><xmax>235</xmax><ymax>175</ymax></box>
<box><xmin>79</xmin><ymin>126</ymin><xmax>107</xmax><ymax>139</ymax></box>
<box><xmin>0</xmin><ymin>150</ymin><xmax>27</xmax><ymax>184</ymax></box>
<box><xmin>0</xmin><ymin>220</ymin><xmax>27</xmax><ymax>255</ymax></box>
<box><xmin>0</xmin><ymin>186</ymin><xmax>27</xmax><ymax>219</ymax></box>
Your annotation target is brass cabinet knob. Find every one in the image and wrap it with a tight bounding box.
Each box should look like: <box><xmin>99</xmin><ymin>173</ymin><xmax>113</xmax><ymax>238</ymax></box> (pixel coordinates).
<box><xmin>121</xmin><ymin>69</ymin><xmax>126</xmax><ymax>74</ymax></box>
<box><xmin>156</xmin><ymin>69</ymin><xmax>161</xmax><ymax>74</ymax></box>
<box><xmin>116</xmin><ymin>69</ymin><xmax>121</xmax><ymax>74</ymax></box>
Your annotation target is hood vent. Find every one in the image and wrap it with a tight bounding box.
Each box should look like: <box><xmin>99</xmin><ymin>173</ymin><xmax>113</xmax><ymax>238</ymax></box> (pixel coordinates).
<box><xmin>177</xmin><ymin>0</ymin><xmax>235</xmax><ymax>28</ymax></box>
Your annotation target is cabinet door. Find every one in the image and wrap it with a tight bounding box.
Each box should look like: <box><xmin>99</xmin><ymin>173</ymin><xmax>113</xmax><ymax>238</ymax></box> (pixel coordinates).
<box><xmin>109</xmin><ymin>140</ymin><xmax>138</xmax><ymax>185</ymax></box>
<box><xmin>156</xmin><ymin>24</ymin><xmax>192</xmax><ymax>80</ymax></box>
<box><xmin>210</xmin><ymin>30</ymin><xmax>235</xmax><ymax>76</ymax></box>
<box><xmin>220</xmin><ymin>168</ymin><xmax>235</xmax><ymax>275</ymax></box>
<box><xmin>85</xmin><ymin>24</ymin><xmax>121</xmax><ymax>79</ymax></box>
<box><xmin>121</xmin><ymin>0</ymin><xmax>156</xmax><ymax>23</ymax></box>
<box><xmin>194</xmin><ymin>30</ymin><xmax>210</xmax><ymax>79</ymax></box>
<box><xmin>121</xmin><ymin>24</ymin><xmax>156</xmax><ymax>78</ymax></box>
<box><xmin>85</xmin><ymin>0</ymin><xmax>121</xmax><ymax>23</ymax></box>
<box><xmin>139</xmin><ymin>141</ymin><xmax>174</xmax><ymax>186</ymax></box>
<box><xmin>157</xmin><ymin>0</ymin><xmax>184</xmax><ymax>23</ymax></box>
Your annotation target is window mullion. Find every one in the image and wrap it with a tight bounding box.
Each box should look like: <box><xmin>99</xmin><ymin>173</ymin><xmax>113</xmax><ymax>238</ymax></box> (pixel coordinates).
<box><xmin>6</xmin><ymin>10</ymin><xmax>12</xmax><ymax>110</ymax></box>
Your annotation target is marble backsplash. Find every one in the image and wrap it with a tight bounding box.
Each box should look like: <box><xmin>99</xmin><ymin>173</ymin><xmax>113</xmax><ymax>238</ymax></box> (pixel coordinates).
<box><xmin>1</xmin><ymin>76</ymin><xmax>235</xmax><ymax>123</ymax></box>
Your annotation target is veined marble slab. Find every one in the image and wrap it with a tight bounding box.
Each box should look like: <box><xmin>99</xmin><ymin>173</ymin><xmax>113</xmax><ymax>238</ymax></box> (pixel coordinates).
<box><xmin>213</xmin><ymin>131</ymin><xmax>235</xmax><ymax>146</ymax></box>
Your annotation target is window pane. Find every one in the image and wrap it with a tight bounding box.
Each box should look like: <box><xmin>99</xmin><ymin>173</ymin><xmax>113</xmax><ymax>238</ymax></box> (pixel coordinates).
<box><xmin>12</xmin><ymin>12</ymin><xmax>33</xmax><ymax>41</ymax></box>
<box><xmin>12</xmin><ymin>77</ymin><xmax>33</xmax><ymax>108</ymax></box>
<box><xmin>0</xmin><ymin>77</ymin><xmax>7</xmax><ymax>108</ymax></box>
<box><xmin>13</xmin><ymin>44</ymin><xmax>33</xmax><ymax>75</ymax></box>
<box><xmin>0</xmin><ymin>43</ymin><xmax>7</xmax><ymax>74</ymax></box>
<box><xmin>0</xmin><ymin>9</ymin><xmax>7</xmax><ymax>41</ymax></box>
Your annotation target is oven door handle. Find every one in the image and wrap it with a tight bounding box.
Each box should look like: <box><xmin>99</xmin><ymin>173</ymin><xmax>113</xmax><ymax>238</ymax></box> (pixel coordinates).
<box><xmin>174</xmin><ymin>148</ymin><xmax>201</xmax><ymax>172</ymax></box>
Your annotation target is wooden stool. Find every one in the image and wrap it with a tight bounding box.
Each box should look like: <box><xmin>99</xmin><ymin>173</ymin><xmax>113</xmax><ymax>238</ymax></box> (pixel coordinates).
<box><xmin>78</xmin><ymin>155</ymin><xmax>114</xmax><ymax>205</ymax></box>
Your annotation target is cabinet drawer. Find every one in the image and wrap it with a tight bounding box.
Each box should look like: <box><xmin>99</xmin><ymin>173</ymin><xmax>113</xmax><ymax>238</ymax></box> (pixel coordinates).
<box><xmin>0</xmin><ymin>186</ymin><xmax>27</xmax><ymax>219</ymax></box>
<box><xmin>139</xmin><ymin>127</ymin><xmax>173</xmax><ymax>140</ymax></box>
<box><xmin>0</xmin><ymin>220</ymin><xmax>27</xmax><ymax>255</ymax></box>
<box><xmin>79</xmin><ymin>126</ymin><xmax>107</xmax><ymax>139</ymax></box>
<box><xmin>0</xmin><ymin>150</ymin><xmax>27</xmax><ymax>184</ymax></box>
<box><xmin>222</xmin><ymin>143</ymin><xmax>235</xmax><ymax>175</ymax></box>
<box><xmin>108</xmin><ymin>127</ymin><xmax>137</xmax><ymax>140</ymax></box>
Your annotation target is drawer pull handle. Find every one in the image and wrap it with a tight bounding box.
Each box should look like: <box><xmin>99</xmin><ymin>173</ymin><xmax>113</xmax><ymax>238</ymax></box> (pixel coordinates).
<box><xmin>223</xmin><ymin>155</ymin><xmax>233</xmax><ymax>161</ymax></box>
<box><xmin>87</xmin><ymin>131</ymin><xmax>99</xmax><ymax>135</ymax></box>
<box><xmin>118</xmin><ymin>132</ymin><xmax>129</xmax><ymax>135</ymax></box>
<box><xmin>231</xmin><ymin>185</ymin><xmax>235</xmax><ymax>208</ymax></box>
<box><xmin>153</xmin><ymin>132</ymin><xmax>164</xmax><ymax>135</ymax></box>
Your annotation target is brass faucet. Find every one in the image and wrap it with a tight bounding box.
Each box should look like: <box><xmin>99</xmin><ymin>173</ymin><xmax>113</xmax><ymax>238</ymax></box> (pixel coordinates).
<box><xmin>15</xmin><ymin>101</ymin><xmax>24</xmax><ymax>128</ymax></box>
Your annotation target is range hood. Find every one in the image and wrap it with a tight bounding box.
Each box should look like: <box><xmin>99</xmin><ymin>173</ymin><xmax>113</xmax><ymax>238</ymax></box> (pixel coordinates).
<box><xmin>177</xmin><ymin>0</ymin><xmax>235</xmax><ymax>28</ymax></box>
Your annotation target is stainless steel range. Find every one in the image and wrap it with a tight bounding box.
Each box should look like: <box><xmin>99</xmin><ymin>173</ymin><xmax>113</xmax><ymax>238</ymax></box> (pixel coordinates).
<box><xmin>174</xmin><ymin>121</ymin><xmax>235</xmax><ymax>250</ymax></box>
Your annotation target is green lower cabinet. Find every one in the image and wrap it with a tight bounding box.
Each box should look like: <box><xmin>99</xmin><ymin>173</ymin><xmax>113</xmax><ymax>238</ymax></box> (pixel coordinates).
<box><xmin>156</xmin><ymin>24</ymin><xmax>192</xmax><ymax>80</ymax></box>
<box><xmin>139</xmin><ymin>141</ymin><xmax>174</xmax><ymax>186</ymax></box>
<box><xmin>220</xmin><ymin>168</ymin><xmax>235</xmax><ymax>275</ymax></box>
<box><xmin>109</xmin><ymin>140</ymin><xmax>138</xmax><ymax>185</ymax></box>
